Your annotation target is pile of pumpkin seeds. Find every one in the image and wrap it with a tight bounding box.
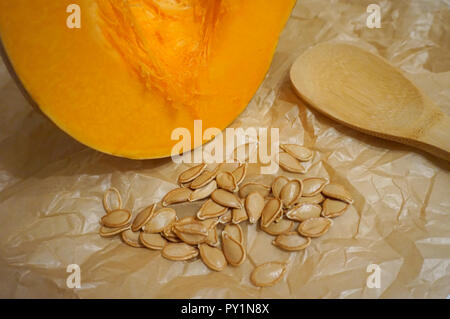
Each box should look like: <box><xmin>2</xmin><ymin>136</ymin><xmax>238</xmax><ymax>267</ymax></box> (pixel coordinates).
<box><xmin>98</xmin><ymin>144</ymin><xmax>354</xmax><ymax>287</ymax></box>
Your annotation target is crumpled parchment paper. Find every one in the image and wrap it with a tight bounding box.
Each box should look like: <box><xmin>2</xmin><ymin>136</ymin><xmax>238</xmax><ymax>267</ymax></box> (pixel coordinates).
<box><xmin>0</xmin><ymin>0</ymin><xmax>449</xmax><ymax>298</ymax></box>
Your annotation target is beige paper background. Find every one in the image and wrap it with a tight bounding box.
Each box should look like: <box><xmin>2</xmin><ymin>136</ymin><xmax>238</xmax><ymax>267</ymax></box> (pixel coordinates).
<box><xmin>0</xmin><ymin>0</ymin><xmax>449</xmax><ymax>298</ymax></box>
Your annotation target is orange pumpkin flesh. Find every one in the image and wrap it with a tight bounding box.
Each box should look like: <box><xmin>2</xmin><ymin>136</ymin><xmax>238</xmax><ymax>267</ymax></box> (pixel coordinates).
<box><xmin>0</xmin><ymin>0</ymin><xmax>295</xmax><ymax>159</ymax></box>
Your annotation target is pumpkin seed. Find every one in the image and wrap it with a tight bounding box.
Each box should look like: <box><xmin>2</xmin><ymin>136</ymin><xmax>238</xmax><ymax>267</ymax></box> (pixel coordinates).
<box><xmin>216</xmin><ymin>171</ymin><xmax>238</xmax><ymax>192</ymax></box>
<box><xmin>190</xmin><ymin>170</ymin><xmax>216</xmax><ymax>189</ymax></box>
<box><xmin>261</xmin><ymin>218</ymin><xmax>294</xmax><ymax>236</ymax></box>
<box><xmin>161</xmin><ymin>243</ymin><xmax>199</xmax><ymax>261</ymax></box>
<box><xmin>162</xmin><ymin>225</ymin><xmax>180</xmax><ymax>243</ymax></box>
<box><xmin>285</xmin><ymin>203</ymin><xmax>322</xmax><ymax>222</ymax></box>
<box><xmin>139</xmin><ymin>232</ymin><xmax>167</xmax><ymax>250</ymax></box>
<box><xmin>211</xmin><ymin>189</ymin><xmax>242</xmax><ymax>209</ymax></box>
<box><xmin>274</xmin><ymin>211</ymin><xmax>284</xmax><ymax>223</ymax></box>
<box><xmin>199</xmin><ymin>218</ymin><xmax>219</xmax><ymax>229</ymax></box>
<box><xmin>297</xmin><ymin>217</ymin><xmax>331</xmax><ymax>237</ymax></box>
<box><xmin>239</xmin><ymin>182</ymin><xmax>271</xmax><ymax>198</ymax></box>
<box><xmin>218</xmin><ymin>209</ymin><xmax>232</xmax><ymax>224</ymax></box>
<box><xmin>143</xmin><ymin>208</ymin><xmax>177</xmax><ymax>233</ymax></box>
<box><xmin>294</xmin><ymin>193</ymin><xmax>325</xmax><ymax>205</ymax></box>
<box><xmin>321</xmin><ymin>199</ymin><xmax>349</xmax><ymax>218</ymax></box>
<box><xmin>101</xmin><ymin>209</ymin><xmax>132</xmax><ymax>228</ymax></box>
<box><xmin>302</xmin><ymin>177</ymin><xmax>328</xmax><ymax>197</ymax></box>
<box><xmin>102</xmin><ymin>187</ymin><xmax>122</xmax><ymax>213</ymax></box>
<box><xmin>199</xmin><ymin>244</ymin><xmax>227</xmax><ymax>271</ymax></box>
<box><xmin>206</xmin><ymin>225</ymin><xmax>219</xmax><ymax>247</ymax></box>
<box><xmin>178</xmin><ymin>163</ymin><xmax>207</xmax><ymax>185</ymax></box>
<box><xmin>233</xmin><ymin>142</ymin><xmax>257</xmax><ymax>163</ymax></box>
<box><xmin>121</xmin><ymin>229</ymin><xmax>144</xmax><ymax>248</ymax></box>
<box><xmin>199</xmin><ymin>218</ymin><xmax>219</xmax><ymax>246</ymax></box>
<box><xmin>250</xmin><ymin>262</ymin><xmax>287</xmax><ymax>287</ymax></box>
<box><xmin>322</xmin><ymin>184</ymin><xmax>354</xmax><ymax>204</ymax></box>
<box><xmin>197</xmin><ymin>199</ymin><xmax>228</xmax><ymax>220</ymax></box>
<box><xmin>273</xmin><ymin>232</ymin><xmax>311</xmax><ymax>251</ymax></box>
<box><xmin>232</xmin><ymin>163</ymin><xmax>247</xmax><ymax>186</ymax></box>
<box><xmin>222</xmin><ymin>232</ymin><xmax>246</xmax><ymax>266</ymax></box>
<box><xmin>232</xmin><ymin>207</ymin><xmax>248</xmax><ymax>224</ymax></box>
<box><xmin>280</xmin><ymin>179</ymin><xmax>303</xmax><ymax>208</ymax></box>
<box><xmin>260</xmin><ymin>198</ymin><xmax>283</xmax><ymax>228</ymax></box>
<box><xmin>245</xmin><ymin>191</ymin><xmax>265</xmax><ymax>224</ymax></box>
<box><xmin>131</xmin><ymin>203</ymin><xmax>156</xmax><ymax>232</ymax></box>
<box><xmin>224</xmin><ymin>224</ymin><xmax>244</xmax><ymax>244</ymax></box>
<box><xmin>278</xmin><ymin>152</ymin><xmax>306</xmax><ymax>174</ymax></box>
<box><xmin>162</xmin><ymin>187</ymin><xmax>192</xmax><ymax>206</ymax></box>
<box><xmin>173</xmin><ymin>220</ymin><xmax>208</xmax><ymax>245</ymax></box>
<box><xmin>272</xmin><ymin>176</ymin><xmax>289</xmax><ymax>199</ymax></box>
<box><xmin>189</xmin><ymin>180</ymin><xmax>217</xmax><ymax>202</ymax></box>
<box><xmin>280</xmin><ymin>144</ymin><xmax>313</xmax><ymax>162</ymax></box>
<box><xmin>176</xmin><ymin>216</ymin><xmax>196</xmax><ymax>225</ymax></box>
<box><xmin>99</xmin><ymin>224</ymin><xmax>130</xmax><ymax>237</ymax></box>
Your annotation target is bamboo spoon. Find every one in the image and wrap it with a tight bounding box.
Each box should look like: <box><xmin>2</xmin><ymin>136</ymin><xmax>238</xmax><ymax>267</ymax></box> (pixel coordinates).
<box><xmin>290</xmin><ymin>42</ymin><xmax>450</xmax><ymax>161</ymax></box>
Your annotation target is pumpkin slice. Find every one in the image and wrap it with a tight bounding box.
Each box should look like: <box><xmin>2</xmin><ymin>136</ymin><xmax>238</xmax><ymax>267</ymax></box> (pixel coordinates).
<box><xmin>0</xmin><ymin>0</ymin><xmax>296</xmax><ymax>159</ymax></box>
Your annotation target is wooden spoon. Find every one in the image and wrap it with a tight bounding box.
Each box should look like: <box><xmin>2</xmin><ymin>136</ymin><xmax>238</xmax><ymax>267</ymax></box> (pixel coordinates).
<box><xmin>290</xmin><ymin>42</ymin><xmax>450</xmax><ymax>161</ymax></box>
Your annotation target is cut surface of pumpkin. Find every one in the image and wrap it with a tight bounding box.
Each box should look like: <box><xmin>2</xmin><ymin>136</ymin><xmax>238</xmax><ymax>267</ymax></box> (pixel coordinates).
<box><xmin>0</xmin><ymin>0</ymin><xmax>295</xmax><ymax>159</ymax></box>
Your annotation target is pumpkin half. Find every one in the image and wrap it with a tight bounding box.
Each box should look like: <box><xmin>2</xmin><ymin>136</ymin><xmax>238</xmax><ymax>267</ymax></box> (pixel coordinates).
<box><xmin>0</xmin><ymin>0</ymin><xmax>295</xmax><ymax>159</ymax></box>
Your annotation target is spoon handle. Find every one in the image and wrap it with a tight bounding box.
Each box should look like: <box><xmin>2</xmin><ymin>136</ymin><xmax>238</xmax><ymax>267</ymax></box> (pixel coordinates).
<box><xmin>415</xmin><ymin>112</ymin><xmax>450</xmax><ymax>161</ymax></box>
